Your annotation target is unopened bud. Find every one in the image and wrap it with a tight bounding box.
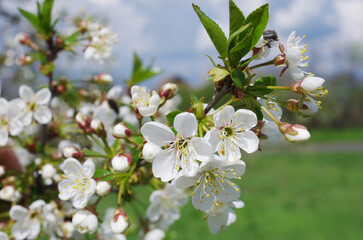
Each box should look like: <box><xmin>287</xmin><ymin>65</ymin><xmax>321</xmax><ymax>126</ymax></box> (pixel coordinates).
<box><xmin>142</xmin><ymin>143</ymin><xmax>161</xmax><ymax>163</ymax></box>
<box><xmin>110</xmin><ymin>208</ymin><xmax>129</xmax><ymax>234</ymax></box>
<box><xmin>96</xmin><ymin>181</ymin><xmax>112</xmax><ymax>197</ymax></box>
<box><xmin>41</xmin><ymin>164</ymin><xmax>57</xmax><ymax>179</ymax></box>
<box><xmin>0</xmin><ymin>185</ymin><xmax>21</xmax><ymax>202</ymax></box>
<box><xmin>16</xmin><ymin>54</ymin><xmax>32</xmax><ymax>66</ymax></box>
<box><xmin>112</xmin><ymin>123</ymin><xmax>132</xmax><ymax>138</ymax></box>
<box><xmin>93</xmin><ymin>73</ymin><xmax>113</xmax><ymax>84</ymax></box>
<box><xmin>285</xmin><ymin>99</ymin><xmax>299</xmax><ymax>112</ymax></box>
<box><xmin>91</xmin><ymin>119</ymin><xmax>106</xmax><ymax>138</ymax></box>
<box><xmin>279</xmin><ymin>123</ymin><xmax>310</xmax><ymax>143</ymax></box>
<box><xmin>15</xmin><ymin>32</ymin><xmax>31</xmax><ymax>45</ymax></box>
<box><xmin>159</xmin><ymin>83</ymin><xmax>178</xmax><ymax>99</ymax></box>
<box><xmin>274</xmin><ymin>55</ymin><xmax>286</xmax><ymax>67</ymax></box>
<box><xmin>59</xmin><ymin>221</ymin><xmax>75</xmax><ymax>238</ymax></box>
<box><xmin>72</xmin><ymin>210</ymin><xmax>98</xmax><ymax>234</ymax></box>
<box><xmin>63</xmin><ymin>146</ymin><xmax>83</xmax><ymax>159</ymax></box>
<box><xmin>76</xmin><ymin>112</ymin><xmax>91</xmax><ymax>131</ymax></box>
<box><xmin>111</xmin><ymin>154</ymin><xmax>132</xmax><ymax>173</ymax></box>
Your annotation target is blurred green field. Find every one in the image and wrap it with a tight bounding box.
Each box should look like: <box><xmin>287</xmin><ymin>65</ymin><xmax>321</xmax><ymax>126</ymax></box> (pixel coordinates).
<box><xmin>97</xmin><ymin>129</ymin><xmax>363</xmax><ymax>240</ymax></box>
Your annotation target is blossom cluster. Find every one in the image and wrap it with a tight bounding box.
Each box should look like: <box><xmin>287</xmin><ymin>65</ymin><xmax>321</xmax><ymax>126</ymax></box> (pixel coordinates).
<box><xmin>0</xmin><ymin>1</ymin><xmax>328</xmax><ymax>239</ymax></box>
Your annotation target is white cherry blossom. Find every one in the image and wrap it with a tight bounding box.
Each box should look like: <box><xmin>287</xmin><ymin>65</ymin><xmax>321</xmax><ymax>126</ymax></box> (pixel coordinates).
<box><xmin>10</xmin><ymin>200</ymin><xmax>45</xmax><ymax>240</ymax></box>
<box><xmin>206</xmin><ymin>106</ymin><xmax>259</xmax><ymax>162</ymax></box>
<box><xmin>131</xmin><ymin>86</ymin><xmax>160</xmax><ymax>117</ymax></box>
<box><xmin>175</xmin><ymin>156</ymin><xmax>245</xmax><ymax>212</ymax></box>
<box><xmin>0</xmin><ymin>185</ymin><xmax>21</xmax><ymax>202</ymax></box>
<box><xmin>285</xmin><ymin>31</ymin><xmax>309</xmax><ymax>81</ymax></box>
<box><xmin>72</xmin><ymin>210</ymin><xmax>98</xmax><ymax>234</ymax></box>
<box><xmin>0</xmin><ymin>98</ymin><xmax>23</xmax><ymax>146</ymax></box>
<box><xmin>146</xmin><ymin>183</ymin><xmax>188</xmax><ymax>229</ymax></box>
<box><xmin>58</xmin><ymin>158</ymin><xmax>96</xmax><ymax>209</ymax></box>
<box><xmin>141</xmin><ymin>112</ymin><xmax>213</xmax><ymax>181</ymax></box>
<box><xmin>16</xmin><ymin>85</ymin><xmax>52</xmax><ymax>125</ymax></box>
<box><xmin>206</xmin><ymin>200</ymin><xmax>245</xmax><ymax>234</ymax></box>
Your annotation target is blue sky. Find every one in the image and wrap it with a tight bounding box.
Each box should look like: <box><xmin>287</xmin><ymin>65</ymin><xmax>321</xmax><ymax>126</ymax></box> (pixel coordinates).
<box><xmin>4</xmin><ymin>0</ymin><xmax>363</xmax><ymax>87</ymax></box>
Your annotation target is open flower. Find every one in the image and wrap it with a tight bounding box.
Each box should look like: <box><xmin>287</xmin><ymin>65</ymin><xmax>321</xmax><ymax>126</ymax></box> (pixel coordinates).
<box><xmin>206</xmin><ymin>106</ymin><xmax>259</xmax><ymax>162</ymax></box>
<box><xmin>0</xmin><ymin>98</ymin><xmax>23</xmax><ymax>146</ymax></box>
<box><xmin>146</xmin><ymin>183</ymin><xmax>188</xmax><ymax>229</ymax></box>
<box><xmin>10</xmin><ymin>200</ymin><xmax>45</xmax><ymax>240</ymax></box>
<box><xmin>141</xmin><ymin>112</ymin><xmax>212</xmax><ymax>181</ymax></box>
<box><xmin>131</xmin><ymin>86</ymin><xmax>160</xmax><ymax>117</ymax></box>
<box><xmin>16</xmin><ymin>85</ymin><xmax>52</xmax><ymax>125</ymax></box>
<box><xmin>175</xmin><ymin>156</ymin><xmax>245</xmax><ymax>212</ymax></box>
<box><xmin>58</xmin><ymin>158</ymin><xmax>96</xmax><ymax>209</ymax></box>
<box><xmin>206</xmin><ymin>200</ymin><xmax>245</xmax><ymax>234</ymax></box>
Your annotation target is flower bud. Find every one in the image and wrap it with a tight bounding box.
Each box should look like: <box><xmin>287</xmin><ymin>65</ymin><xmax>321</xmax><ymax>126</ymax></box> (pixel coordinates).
<box><xmin>279</xmin><ymin>123</ymin><xmax>310</xmax><ymax>143</ymax></box>
<box><xmin>76</xmin><ymin>112</ymin><xmax>91</xmax><ymax>131</ymax></box>
<box><xmin>112</xmin><ymin>123</ymin><xmax>132</xmax><ymax>138</ymax></box>
<box><xmin>91</xmin><ymin>119</ymin><xmax>106</xmax><ymax>138</ymax></box>
<box><xmin>111</xmin><ymin>154</ymin><xmax>132</xmax><ymax>173</ymax></box>
<box><xmin>274</xmin><ymin>55</ymin><xmax>286</xmax><ymax>67</ymax></box>
<box><xmin>93</xmin><ymin>73</ymin><xmax>113</xmax><ymax>84</ymax></box>
<box><xmin>15</xmin><ymin>32</ymin><xmax>31</xmax><ymax>45</ymax></box>
<box><xmin>285</xmin><ymin>99</ymin><xmax>299</xmax><ymax>112</ymax></box>
<box><xmin>0</xmin><ymin>185</ymin><xmax>21</xmax><ymax>202</ymax></box>
<box><xmin>159</xmin><ymin>83</ymin><xmax>178</xmax><ymax>99</ymax></box>
<box><xmin>300</xmin><ymin>76</ymin><xmax>325</xmax><ymax>92</ymax></box>
<box><xmin>62</xmin><ymin>146</ymin><xmax>83</xmax><ymax>159</ymax></box>
<box><xmin>72</xmin><ymin>210</ymin><xmax>98</xmax><ymax>234</ymax></box>
<box><xmin>16</xmin><ymin>54</ymin><xmax>32</xmax><ymax>66</ymax></box>
<box><xmin>142</xmin><ymin>143</ymin><xmax>161</xmax><ymax>163</ymax></box>
<box><xmin>41</xmin><ymin>164</ymin><xmax>57</xmax><ymax>179</ymax></box>
<box><xmin>0</xmin><ymin>165</ymin><xmax>5</xmax><ymax>177</ymax></box>
<box><xmin>96</xmin><ymin>181</ymin><xmax>112</xmax><ymax>197</ymax></box>
<box><xmin>110</xmin><ymin>208</ymin><xmax>129</xmax><ymax>234</ymax></box>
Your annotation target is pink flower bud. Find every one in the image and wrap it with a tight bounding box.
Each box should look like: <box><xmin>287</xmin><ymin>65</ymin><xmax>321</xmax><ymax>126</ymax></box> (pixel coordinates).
<box><xmin>110</xmin><ymin>208</ymin><xmax>129</xmax><ymax>234</ymax></box>
<box><xmin>15</xmin><ymin>32</ymin><xmax>31</xmax><ymax>45</ymax></box>
<box><xmin>76</xmin><ymin>112</ymin><xmax>91</xmax><ymax>132</ymax></box>
<box><xmin>93</xmin><ymin>73</ymin><xmax>113</xmax><ymax>84</ymax></box>
<box><xmin>159</xmin><ymin>83</ymin><xmax>178</xmax><ymax>99</ymax></box>
<box><xmin>112</xmin><ymin>123</ymin><xmax>132</xmax><ymax>138</ymax></box>
<box><xmin>62</xmin><ymin>146</ymin><xmax>83</xmax><ymax>159</ymax></box>
<box><xmin>111</xmin><ymin>154</ymin><xmax>132</xmax><ymax>173</ymax></box>
<box><xmin>91</xmin><ymin>119</ymin><xmax>106</xmax><ymax>137</ymax></box>
<box><xmin>281</xmin><ymin>124</ymin><xmax>310</xmax><ymax>142</ymax></box>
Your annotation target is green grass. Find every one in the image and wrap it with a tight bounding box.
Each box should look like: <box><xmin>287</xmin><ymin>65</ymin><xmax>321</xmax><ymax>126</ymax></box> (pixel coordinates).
<box><xmin>309</xmin><ymin>128</ymin><xmax>363</xmax><ymax>143</ymax></box>
<box><xmin>97</xmin><ymin>151</ymin><xmax>363</xmax><ymax>240</ymax></box>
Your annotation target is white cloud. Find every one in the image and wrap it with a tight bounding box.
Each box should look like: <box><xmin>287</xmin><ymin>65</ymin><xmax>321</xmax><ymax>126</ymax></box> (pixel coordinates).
<box><xmin>274</xmin><ymin>0</ymin><xmax>327</xmax><ymax>30</ymax></box>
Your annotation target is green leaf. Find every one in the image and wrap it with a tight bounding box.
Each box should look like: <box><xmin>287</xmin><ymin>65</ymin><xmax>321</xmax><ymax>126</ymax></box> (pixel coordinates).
<box><xmin>208</xmin><ymin>66</ymin><xmax>230</xmax><ymax>82</ymax></box>
<box><xmin>254</xmin><ymin>106</ymin><xmax>263</xmax><ymax>121</ymax></box>
<box><xmin>18</xmin><ymin>8</ymin><xmax>44</xmax><ymax>34</ymax></box>
<box><xmin>42</xmin><ymin>0</ymin><xmax>54</xmax><ymax>32</ymax></box>
<box><xmin>243</xmin><ymin>4</ymin><xmax>269</xmax><ymax>51</ymax></box>
<box><xmin>83</xmin><ymin>149</ymin><xmax>106</xmax><ymax>158</ymax></box>
<box><xmin>132</xmin><ymin>135</ymin><xmax>144</xmax><ymax>144</ymax></box>
<box><xmin>94</xmin><ymin>169</ymin><xmax>111</xmax><ymax>178</ymax></box>
<box><xmin>128</xmin><ymin>53</ymin><xmax>161</xmax><ymax>86</ymax></box>
<box><xmin>193</xmin><ymin>4</ymin><xmax>228</xmax><ymax>59</ymax></box>
<box><xmin>64</xmin><ymin>31</ymin><xmax>80</xmax><ymax>45</ymax></box>
<box><xmin>228</xmin><ymin>28</ymin><xmax>254</xmax><ymax>67</ymax></box>
<box><xmin>166</xmin><ymin>110</ymin><xmax>182</xmax><ymax>125</ymax></box>
<box><xmin>229</xmin><ymin>0</ymin><xmax>245</xmax><ymax>36</ymax></box>
<box><xmin>205</xmin><ymin>55</ymin><xmax>216</xmax><ymax>67</ymax></box>
<box><xmin>230</xmin><ymin>69</ymin><xmax>245</xmax><ymax>88</ymax></box>
<box><xmin>253</xmin><ymin>75</ymin><xmax>277</xmax><ymax>95</ymax></box>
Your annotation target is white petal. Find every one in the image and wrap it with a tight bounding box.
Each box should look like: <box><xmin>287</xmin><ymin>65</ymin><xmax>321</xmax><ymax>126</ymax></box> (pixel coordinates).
<box><xmin>234</xmin><ymin>131</ymin><xmax>259</xmax><ymax>154</ymax></box>
<box><xmin>146</xmin><ymin>202</ymin><xmax>161</xmax><ymax>222</ymax></box>
<box><xmin>221</xmin><ymin>161</ymin><xmax>246</xmax><ymax>178</ymax></box>
<box><xmin>58</xmin><ymin>180</ymin><xmax>75</xmax><ymax>200</ymax></box>
<box><xmin>141</xmin><ymin>122</ymin><xmax>175</xmax><ymax>147</ymax></box>
<box><xmin>9</xmin><ymin>120</ymin><xmax>23</xmax><ymax>136</ymax></box>
<box><xmin>213</xmin><ymin>106</ymin><xmax>234</xmax><ymax>127</ymax></box>
<box><xmin>174</xmin><ymin>112</ymin><xmax>197</xmax><ymax>138</ymax></box>
<box><xmin>86</xmin><ymin>179</ymin><xmax>96</xmax><ymax>196</ymax></box>
<box><xmin>72</xmin><ymin>192</ymin><xmax>89</xmax><ymax>209</ymax></box>
<box><xmin>21</xmin><ymin>111</ymin><xmax>33</xmax><ymax>126</ymax></box>
<box><xmin>131</xmin><ymin>86</ymin><xmax>146</xmax><ymax>96</ymax></box>
<box><xmin>9</xmin><ymin>205</ymin><xmax>28</xmax><ymax>221</ymax></box>
<box><xmin>29</xmin><ymin>199</ymin><xmax>45</xmax><ymax>210</ymax></box>
<box><xmin>192</xmin><ymin>183</ymin><xmax>214</xmax><ymax>211</ymax></box>
<box><xmin>174</xmin><ymin>173</ymin><xmax>199</xmax><ymax>189</ymax></box>
<box><xmin>234</xmin><ymin>109</ymin><xmax>257</xmax><ymax>130</ymax></box>
<box><xmin>218</xmin><ymin>139</ymin><xmax>241</xmax><ymax>162</ymax></box>
<box><xmin>204</xmin><ymin>128</ymin><xmax>221</xmax><ymax>152</ymax></box>
<box><xmin>12</xmin><ymin>222</ymin><xmax>30</xmax><ymax>239</ymax></box>
<box><xmin>19</xmin><ymin>85</ymin><xmax>34</xmax><ymax>102</ymax></box>
<box><xmin>82</xmin><ymin>159</ymin><xmax>95</xmax><ymax>178</ymax></box>
<box><xmin>180</xmin><ymin>158</ymin><xmax>199</xmax><ymax>177</ymax></box>
<box><xmin>34</xmin><ymin>88</ymin><xmax>51</xmax><ymax>105</ymax></box>
<box><xmin>152</xmin><ymin>151</ymin><xmax>178</xmax><ymax>182</ymax></box>
<box><xmin>230</xmin><ymin>200</ymin><xmax>245</xmax><ymax>209</ymax></box>
<box><xmin>0</xmin><ymin>128</ymin><xmax>9</xmax><ymax>146</ymax></box>
<box><xmin>290</xmin><ymin>66</ymin><xmax>305</xmax><ymax>81</ymax></box>
<box><xmin>61</xmin><ymin>158</ymin><xmax>83</xmax><ymax>176</ymax></box>
<box><xmin>225</xmin><ymin>208</ymin><xmax>237</xmax><ymax>227</ymax></box>
<box><xmin>301</xmin><ymin>76</ymin><xmax>325</xmax><ymax>92</ymax></box>
<box><xmin>208</xmin><ymin>211</ymin><xmax>229</xmax><ymax>234</ymax></box>
<box><xmin>190</xmin><ymin>138</ymin><xmax>213</xmax><ymax>161</ymax></box>
<box><xmin>34</xmin><ymin>106</ymin><xmax>52</xmax><ymax>124</ymax></box>
<box><xmin>27</xmin><ymin>220</ymin><xmax>41</xmax><ymax>239</ymax></box>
